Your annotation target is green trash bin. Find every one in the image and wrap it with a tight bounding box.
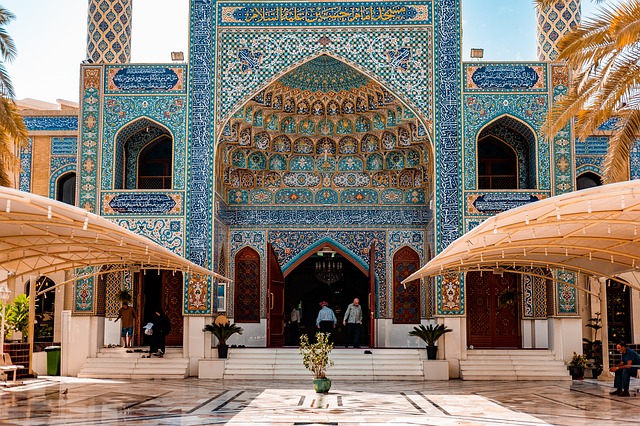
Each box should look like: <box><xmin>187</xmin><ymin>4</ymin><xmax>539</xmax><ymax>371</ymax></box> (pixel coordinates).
<box><xmin>44</xmin><ymin>346</ymin><xmax>61</xmax><ymax>376</ymax></box>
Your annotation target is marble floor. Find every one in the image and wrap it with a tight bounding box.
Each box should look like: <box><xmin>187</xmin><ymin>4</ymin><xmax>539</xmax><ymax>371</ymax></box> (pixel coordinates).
<box><xmin>1</xmin><ymin>376</ymin><xmax>639</xmax><ymax>425</ymax></box>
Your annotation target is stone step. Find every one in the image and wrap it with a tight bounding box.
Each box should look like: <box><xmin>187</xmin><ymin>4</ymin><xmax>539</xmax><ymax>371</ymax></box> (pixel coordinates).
<box><xmin>222</xmin><ymin>348</ymin><xmax>424</xmax><ymax>380</ymax></box>
<box><xmin>460</xmin><ymin>350</ymin><xmax>570</xmax><ymax>381</ymax></box>
<box><xmin>78</xmin><ymin>353</ymin><xmax>190</xmax><ymax>379</ymax></box>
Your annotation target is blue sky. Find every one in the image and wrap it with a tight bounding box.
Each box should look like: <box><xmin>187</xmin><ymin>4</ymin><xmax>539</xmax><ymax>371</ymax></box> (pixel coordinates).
<box><xmin>3</xmin><ymin>0</ymin><xmax>608</xmax><ymax>104</ymax></box>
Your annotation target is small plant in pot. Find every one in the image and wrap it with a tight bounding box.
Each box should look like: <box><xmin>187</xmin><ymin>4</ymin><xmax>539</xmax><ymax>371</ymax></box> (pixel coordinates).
<box><xmin>409</xmin><ymin>323</ymin><xmax>452</xmax><ymax>360</ymax></box>
<box><xmin>299</xmin><ymin>332</ymin><xmax>334</xmax><ymax>393</ymax></box>
<box><xmin>116</xmin><ymin>288</ymin><xmax>133</xmax><ymax>305</ymax></box>
<box><xmin>583</xmin><ymin>313</ymin><xmax>603</xmax><ymax>378</ymax></box>
<box><xmin>203</xmin><ymin>319</ymin><xmax>243</xmax><ymax>359</ymax></box>
<box><xmin>567</xmin><ymin>352</ymin><xmax>588</xmax><ymax>380</ymax></box>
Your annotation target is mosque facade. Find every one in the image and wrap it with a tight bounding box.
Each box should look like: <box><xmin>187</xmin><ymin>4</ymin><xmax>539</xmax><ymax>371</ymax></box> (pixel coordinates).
<box><xmin>13</xmin><ymin>0</ymin><xmax>640</xmax><ymax>376</ymax></box>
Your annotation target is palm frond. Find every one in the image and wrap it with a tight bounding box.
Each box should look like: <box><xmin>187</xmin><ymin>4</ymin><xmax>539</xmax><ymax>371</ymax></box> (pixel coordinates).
<box><xmin>602</xmin><ymin>109</ymin><xmax>640</xmax><ymax>183</ymax></box>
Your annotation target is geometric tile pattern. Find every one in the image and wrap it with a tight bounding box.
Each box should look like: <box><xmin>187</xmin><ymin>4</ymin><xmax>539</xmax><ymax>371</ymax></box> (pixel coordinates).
<box><xmin>463</xmin><ymin>94</ymin><xmax>551</xmax><ymax>192</ymax></box>
<box><xmin>105</xmin><ymin>269</ymin><xmax>123</xmax><ymax>318</ymax></box>
<box><xmin>19</xmin><ymin>138</ymin><xmax>32</xmax><ymax>192</ymax></box>
<box><xmin>234</xmin><ymin>247</ymin><xmax>261</xmax><ymax>323</ymax></box>
<box><xmin>87</xmin><ymin>0</ymin><xmax>132</xmax><ymax>63</ymax></box>
<box><xmin>113</xmin><ymin>218</ymin><xmax>184</xmax><ymax>255</ymax></box>
<box><xmin>392</xmin><ymin>246</ymin><xmax>421</xmax><ymax>324</ymax></box>
<box><xmin>536</xmin><ymin>1</ymin><xmax>581</xmax><ymax>62</ymax></box>
<box><xmin>522</xmin><ymin>268</ymin><xmax>549</xmax><ymax>319</ymax></box>
<box><xmin>555</xmin><ymin>270</ymin><xmax>578</xmax><ymax>316</ymax></box>
<box><xmin>387</xmin><ymin>231</ymin><xmax>425</xmax><ymax>318</ymax></box>
<box><xmin>78</xmin><ymin>66</ymin><xmax>102</xmax><ymax>213</ymax></box>
<box><xmin>229</xmin><ymin>230</ymin><xmax>267</xmax><ymax>319</ymax></box>
<box><xmin>49</xmin><ymin>137</ymin><xmax>77</xmax><ymax>199</ymax></box>
<box><xmin>102</xmin><ymin>95</ymin><xmax>187</xmax><ymax>191</ymax></box>
<box><xmin>216</xmin><ymin>27</ymin><xmax>434</xmax><ymax>134</ymax></box>
<box><xmin>551</xmin><ymin>64</ymin><xmax>573</xmax><ymax>194</ymax></box>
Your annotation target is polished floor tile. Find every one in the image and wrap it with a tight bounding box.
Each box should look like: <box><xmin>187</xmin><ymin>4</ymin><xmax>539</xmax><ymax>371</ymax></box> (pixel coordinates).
<box><xmin>1</xmin><ymin>377</ymin><xmax>639</xmax><ymax>425</ymax></box>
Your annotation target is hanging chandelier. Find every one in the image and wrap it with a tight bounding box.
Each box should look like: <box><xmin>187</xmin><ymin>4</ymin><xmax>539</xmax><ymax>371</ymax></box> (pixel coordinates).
<box><xmin>315</xmin><ymin>259</ymin><xmax>343</xmax><ymax>285</ymax></box>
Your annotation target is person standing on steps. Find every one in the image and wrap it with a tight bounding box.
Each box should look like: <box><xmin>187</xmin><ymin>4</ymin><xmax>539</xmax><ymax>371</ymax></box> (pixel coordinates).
<box><xmin>343</xmin><ymin>298</ymin><xmax>363</xmax><ymax>348</ymax></box>
<box><xmin>289</xmin><ymin>305</ymin><xmax>301</xmax><ymax>345</ymax></box>
<box><xmin>316</xmin><ymin>301</ymin><xmax>337</xmax><ymax>342</ymax></box>
<box><xmin>114</xmin><ymin>301</ymin><xmax>136</xmax><ymax>348</ymax></box>
<box><xmin>150</xmin><ymin>309</ymin><xmax>171</xmax><ymax>357</ymax></box>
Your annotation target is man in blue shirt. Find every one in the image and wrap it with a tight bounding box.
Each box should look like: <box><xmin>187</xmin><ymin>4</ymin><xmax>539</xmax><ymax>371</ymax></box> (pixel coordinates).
<box><xmin>609</xmin><ymin>342</ymin><xmax>640</xmax><ymax>397</ymax></box>
<box><xmin>316</xmin><ymin>301</ymin><xmax>337</xmax><ymax>340</ymax></box>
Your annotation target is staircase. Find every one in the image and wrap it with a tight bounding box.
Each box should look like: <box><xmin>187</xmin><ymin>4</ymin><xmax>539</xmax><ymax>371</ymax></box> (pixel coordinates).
<box><xmin>223</xmin><ymin>348</ymin><xmax>424</xmax><ymax>380</ymax></box>
<box><xmin>77</xmin><ymin>347</ymin><xmax>189</xmax><ymax>379</ymax></box>
<box><xmin>459</xmin><ymin>349</ymin><xmax>571</xmax><ymax>381</ymax></box>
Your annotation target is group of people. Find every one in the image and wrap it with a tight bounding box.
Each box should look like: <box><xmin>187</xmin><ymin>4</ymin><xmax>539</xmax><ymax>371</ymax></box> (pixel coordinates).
<box><xmin>313</xmin><ymin>298</ymin><xmax>363</xmax><ymax>348</ymax></box>
<box><xmin>115</xmin><ymin>302</ymin><xmax>171</xmax><ymax>357</ymax></box>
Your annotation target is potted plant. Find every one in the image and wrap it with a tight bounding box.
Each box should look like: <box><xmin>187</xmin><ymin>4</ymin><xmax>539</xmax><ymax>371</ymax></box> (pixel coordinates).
<box><xmin>497</xmin><ymin>287</ymin><xmax>519</xmax><ymax>309</ymax></box>
<box><xmin>583</xmin><ymin>313</ymin><xmax>603</xmax><ymax>378</ymax></box>
<box><xmin>6</xmin><ymin>294</ymin><xmax>30</xmax><ymax>341</ymax></box>
<box><xmin>567</xmin><ymin>352</ymin><xmax>588</xmax><ymax>380</ymax></box>
<box><xmin>203</xmin><ymin>321</ymin><xmax>243</xmax><ymax>358</ymax></box>
<box><xmin>116</xmin><ymin>288</ymin><xmax>133</xmax><ymax>305</ymax></box>
<box><xmin>299</xmin><ymin>332</ymin><xmax>334</xmax><ymax>393</ymax></box>
<box><xmin>409</xmin><ymin>323</ymin><xmax>452</xmax><ymax>360</ymax></box>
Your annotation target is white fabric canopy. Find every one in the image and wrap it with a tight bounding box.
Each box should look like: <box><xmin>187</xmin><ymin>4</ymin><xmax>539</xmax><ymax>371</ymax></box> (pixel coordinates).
<box><xmin>0</xmin><ymin>187</ymin><xmax>229</xmax><ymax>281</ymax></box>
<box><xmin>403</xmin><ymin>180</ymin><xmax>640</xmax><ymax>290</ymax></box>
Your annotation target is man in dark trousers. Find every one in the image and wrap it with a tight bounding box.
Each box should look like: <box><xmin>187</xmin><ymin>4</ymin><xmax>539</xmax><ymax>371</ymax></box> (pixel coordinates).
<box><xmin>343</xmin><ymin>298</ymin><xmax>363</xmax><ymax>348</ymax></box>
<box><xmin>315</xmin><ymin>301</ymin><xmax>337</xmax><ymax>341</ymax></box>
<box><xmin>150</xmin><ymin>310</ymin><xmax>171</xmax><ymax>357</ymax></box>
<box><xmin>609</xmin><ymin>342</ymin><xmax>640</xmax><ymax>397</ymax></box>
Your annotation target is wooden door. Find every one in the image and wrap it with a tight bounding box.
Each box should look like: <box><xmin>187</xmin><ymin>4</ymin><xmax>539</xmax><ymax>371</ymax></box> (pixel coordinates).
<box><xmin>368</xmin><ymin>239</ymin><xmax>376</xmax><ymax>348</ymax></box>
<box><xmin>467</xmin><ymin>271</ymin><xmax>520</xmax><ymax>348</ymax></box>
<box><xmin>162</xmin><ymin>271</ymin><xmax>184</xmax><ymax>347</ymax></box>
<box><xmin>267</xmin><ymin>243</ymin><xmax>285</xmax><ymax>347</ymax></box>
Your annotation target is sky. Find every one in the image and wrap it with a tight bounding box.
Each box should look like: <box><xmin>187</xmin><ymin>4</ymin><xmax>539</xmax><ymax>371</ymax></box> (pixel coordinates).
<box><xmin>3</xmin><ymin>0</ymin><xmax>610</xmax><ymax>104</ymax></box>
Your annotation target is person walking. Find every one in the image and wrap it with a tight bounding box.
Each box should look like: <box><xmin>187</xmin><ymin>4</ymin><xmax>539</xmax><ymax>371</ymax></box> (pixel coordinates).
<box><xmin>609</xmin><ymin>342</ymin><xmax>640</xmax><ymax>397</ymax></box>
<box><xmin>289</xmin><ymin>305</ymin><xmax>301</xmax><ymax>345</ymax></box>
<box><xmin>114</xmin><ymin>302</ymin><xmax>136</xmax><ymax>348</ymax></box>
<box><xmin>343</xmin><ymin>298</ymin><xmax>363</xmax><ymax>348</ymax></box>
<box><xmin>316</xmin><ymin>301</ymin><xmax>337</xmax><ymax>341</ymax></box>
<box><xmin>150</xmin><ymin>309</ymin><xmax>171</xmax><ymax>357</ymax></box>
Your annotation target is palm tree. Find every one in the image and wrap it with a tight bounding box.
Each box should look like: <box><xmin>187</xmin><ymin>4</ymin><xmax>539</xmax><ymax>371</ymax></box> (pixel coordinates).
<box><xmin>535</xmin><ymin>0</ymin><xmax>640</xmax><ymax>183</ymax></box>
<box><xmin>0</xmin><ymin>6</ymin><xmax>27</xmax><ymax>187</ymax></box>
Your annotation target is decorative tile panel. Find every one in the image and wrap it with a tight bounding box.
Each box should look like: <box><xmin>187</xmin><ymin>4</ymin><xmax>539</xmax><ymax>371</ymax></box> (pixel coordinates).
<box><xmin>113</xmin><ymin>218</ymin><xmax>184</xmax><ymax>255</ymax></box>
<box><xmin>101</xmin><ymin>96</ymin><xmax>187</xmax><ymax>191</ymax></box>
<box><xmin>216</xmin><ymin>27</ymin><xmax>433</xmax><ymax>132</ymax></box>
<box><xmin>87</xmin><ymin>0</ymin><xmax>132</xmax><ymax>63</ymax></box>
<box><xmin>536</xmin><ymin>1</ymin><xmax>581</xmax><ymax>62</ymax></box>
<box><xmin>218</xmin><ymin>2</ymin><xmax>432</xmax><ymax>27</ymax></box>
<box><xmin>78</xmin><ymin>66</ymin><xmax>102</xmax><ymax>213</ymax></box>
<box><xmin>551</xmin><ymin>64</ymin><xmax>573</xmax><ymax>194</ymax></box>
<box><xmin>106</xmin><ymin>65</ymin><xmax>187</xmax><ymax>94</ymax></box>
<box><xmin>23</xmin><ymin>117</ymin><xmax>79</xmax><ymax>131</ymax></box>
<box><xmin>464</xmin><ymin>64</ymin><xmax>547</xmax><ymax>92</ymax></box>
<box><xmin>463</xmin><ymin>94</ymin><xmax>550</xmax><ymax>191</ymax></box>
<box><xmin>19</xmin><ymin>138</ymin><xmax>32</xmax><ymax>192</ymax></box>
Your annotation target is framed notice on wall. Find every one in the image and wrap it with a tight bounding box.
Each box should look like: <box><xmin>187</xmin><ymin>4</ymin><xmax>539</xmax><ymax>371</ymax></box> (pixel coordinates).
<box><xmin>217</xmin><ymin>283</ymin><xmax>227</xmax><ymax>312</ymax></box>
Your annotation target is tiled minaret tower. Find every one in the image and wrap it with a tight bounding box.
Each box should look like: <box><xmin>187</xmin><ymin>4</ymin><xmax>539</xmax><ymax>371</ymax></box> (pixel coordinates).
<box><xmin>86</xmin><ymin>0</ymin><xmax>132</xmax><ymax>63</ymax></box>
<box><xmin>536</xmin><ymin>0</ymin><xmax>581</xmax><ymax>61</ymax></box>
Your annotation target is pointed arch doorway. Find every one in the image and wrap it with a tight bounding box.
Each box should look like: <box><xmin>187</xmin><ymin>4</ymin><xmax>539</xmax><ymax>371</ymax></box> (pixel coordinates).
<box><xmin>268</xmin><ymin>242</ymin><xmax>375</xmax><ymax>348</ymax></box>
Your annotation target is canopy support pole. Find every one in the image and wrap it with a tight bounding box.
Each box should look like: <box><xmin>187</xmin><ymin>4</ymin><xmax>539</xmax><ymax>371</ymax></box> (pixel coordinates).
<box><xmin>28</xmin><ymin>275</ymin><xmax>36</xmax><ymax>376</ymax></box>
<box><xmin>597</xmin><ymin>277</ymin><xmax>613</xmax><ymax>381</ymax></box>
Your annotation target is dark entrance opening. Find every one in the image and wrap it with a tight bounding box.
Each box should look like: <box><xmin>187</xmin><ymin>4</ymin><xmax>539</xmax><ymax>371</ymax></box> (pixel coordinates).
<box><xmin>134</xmin><ymin>270</ymin><xmax>183</xmax><ymax>347</ymax></box>
<box><xmin>284</xmin><ymin>253</ymin><xmax>369</xmax><ymax>347</ymax></box>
